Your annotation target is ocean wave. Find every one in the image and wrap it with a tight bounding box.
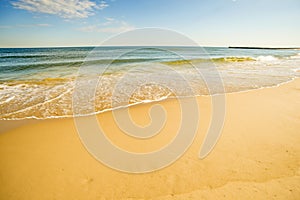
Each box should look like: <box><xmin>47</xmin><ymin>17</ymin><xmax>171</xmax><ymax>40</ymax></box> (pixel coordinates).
<box><xmin>162</xmin><ymin>54</ymin><xmax>295</xmax><ymax>65</ymax></box>
<box><xmin>0</xmin><ymin>61</ymin><xmax>83</xmax><ymax>73</ymax></box>
<box><xmin>0</xmin><ymin>58</ymin><xmax>158</xmax><ymax>73</ymax></box>
<box><xmin>0</xmin><ymin>54</ymin><xmax>51</xmax><ymax>59</ymax></box>
<box><xmin>162</xmin><ymin>56</ymin><xmax>256</xmax><ymax>65</ymax></box>
<box><xmin>1</xmin><ymin>54</ymin><xmax>296</xmax><ymax>75</ymax></box>
<box><xmin>0</xmin><ymin>77</ymin><xmax>73</xmax><ymax>86</ymax></box>
<box><xmin>256</xmin><ymin>55</ymin><xmax>278</xmax><ymax>61</ymax></box>
<box><xmin>290</xmin><ymin>52</ymin><xmax>300</xmax><ymax>59</ymax></box>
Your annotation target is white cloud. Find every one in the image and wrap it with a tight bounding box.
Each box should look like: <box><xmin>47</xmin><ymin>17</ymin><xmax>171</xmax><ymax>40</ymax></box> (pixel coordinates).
<box><xmin>79</xmin><ymin>18</ymin><xmax>134</xmax><ymax>33</ymax></box>
<box><xmin>11</xmin><ymin>0</ymin><xmax>108</xmax><ymax>19</ymax></box>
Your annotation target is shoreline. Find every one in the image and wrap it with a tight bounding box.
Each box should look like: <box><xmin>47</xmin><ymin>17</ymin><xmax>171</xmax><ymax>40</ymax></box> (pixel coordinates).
<box><xmin>0</xmin><ymin>77</ymin><xmax>300</xmax><ymax>199</ymax></box>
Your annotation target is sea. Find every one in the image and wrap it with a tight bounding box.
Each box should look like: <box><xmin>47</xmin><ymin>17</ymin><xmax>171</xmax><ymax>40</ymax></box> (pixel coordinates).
<box><xmin>0</xmin><ymin>46</ymin><xmax>299</xmax><ymax>120</ymax></box>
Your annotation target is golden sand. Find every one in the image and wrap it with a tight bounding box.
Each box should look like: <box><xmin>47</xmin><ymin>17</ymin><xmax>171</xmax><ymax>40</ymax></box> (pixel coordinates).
<box><xmin>0</xmin><ymin>79</ymin><xmax>300</xmax><ymax>199</ymax></box>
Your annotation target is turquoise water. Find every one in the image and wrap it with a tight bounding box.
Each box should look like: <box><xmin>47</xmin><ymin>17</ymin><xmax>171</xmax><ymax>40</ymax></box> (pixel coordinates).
<box><xmin>0</xmin><ymin>46</ymin><xmax>299</xmax><ymax>120</ymax></box>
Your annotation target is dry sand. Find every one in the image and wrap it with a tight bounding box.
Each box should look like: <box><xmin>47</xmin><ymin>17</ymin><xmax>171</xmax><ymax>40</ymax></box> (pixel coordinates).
<box><xmin>0</xmin><ymin>78</ymin><xmax>300</xmax><ymax>199</ymax></box>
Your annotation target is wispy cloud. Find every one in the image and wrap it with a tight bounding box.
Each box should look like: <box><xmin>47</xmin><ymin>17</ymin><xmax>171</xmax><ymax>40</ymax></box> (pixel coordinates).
<box><xmin>79</xmin><ymin>18</ymin><xmax>135</xmax><ymax>33</ymax></box>
<box><xmin>0</xmin><ymin>25</ymin><xmax>13</xmax><ymax>29</ymax></box>
<box><xmin>11</xmin><ymin>0</ymin><xmax>108</xmax><ymax>19</ymax></box>
<box><xmin>0</xmin><ymin>24</ymin><xmax>51</xmax><ymax>28</ymax></box>
<box><xmin>17</xmin><ymin>23</ymin><xmax>51</xmax><ymax>27</ymax></box>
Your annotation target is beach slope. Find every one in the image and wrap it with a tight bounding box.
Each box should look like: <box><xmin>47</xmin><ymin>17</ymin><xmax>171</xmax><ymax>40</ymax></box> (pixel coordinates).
<box><xmin>0</xmin><ymin>79</ymin><xmax>300</xmax><ymax>199</ymax></box>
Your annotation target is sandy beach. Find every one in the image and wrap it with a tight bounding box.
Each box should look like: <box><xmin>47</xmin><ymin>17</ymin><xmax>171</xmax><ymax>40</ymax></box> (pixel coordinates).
<box><xmin>1</xmin><ymin>0</ymin><xmax>300</xmax><ymax>199</ymax></box>
<box><xmin>0</xmin><ymin>78</ymin><xmax>299</xmax><ymax>200</ymax></box>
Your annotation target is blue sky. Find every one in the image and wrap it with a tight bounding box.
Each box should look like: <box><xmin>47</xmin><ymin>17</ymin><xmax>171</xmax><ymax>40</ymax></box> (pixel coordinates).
<box><xmin>0</xmin><ymin>0</ymin><xmax>299</xmax><ymax>47</ymax></box>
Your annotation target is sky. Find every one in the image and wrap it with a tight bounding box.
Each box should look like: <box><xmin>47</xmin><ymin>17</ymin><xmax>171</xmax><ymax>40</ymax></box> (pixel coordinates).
<box><xmin>0</xmin><ymin>0</ymin><xmax>299</xmax><ymax>47</ymax></box>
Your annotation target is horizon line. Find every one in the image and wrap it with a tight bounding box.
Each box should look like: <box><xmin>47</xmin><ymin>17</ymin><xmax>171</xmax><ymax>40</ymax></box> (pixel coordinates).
<box><xmin>1</xmin><ymin>45</ymin><xmax>300</xmax><ymax>49</ymax></box>
<box><xmin>0</xmin><ymin>45</ymin><xmax>225</xmax><ymax>49</ymax></box>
